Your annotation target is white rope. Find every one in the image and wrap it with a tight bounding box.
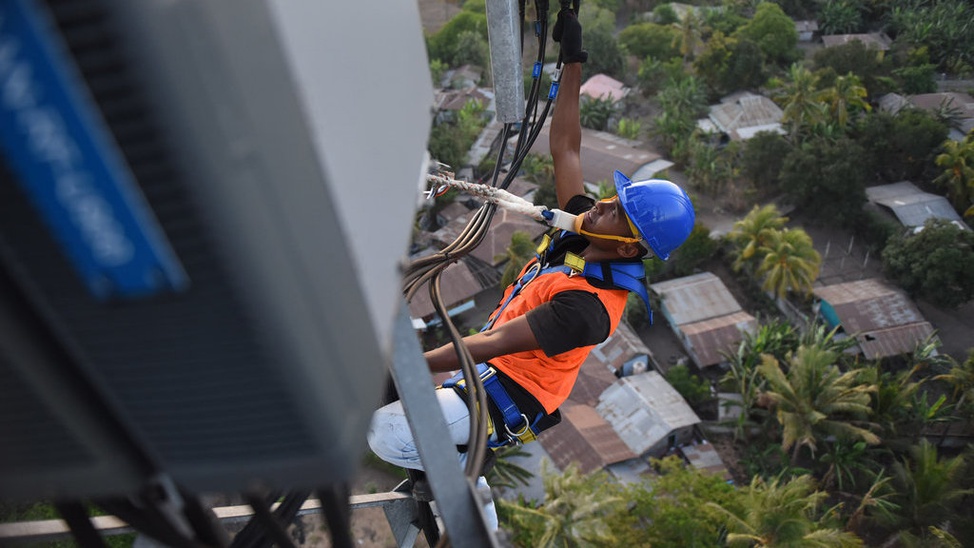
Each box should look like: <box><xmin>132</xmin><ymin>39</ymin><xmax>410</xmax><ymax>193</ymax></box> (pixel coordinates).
<box><xmin>426</xmin><ymin>173</ymin><xmax>548</xmax><ymax>221</ymax></box>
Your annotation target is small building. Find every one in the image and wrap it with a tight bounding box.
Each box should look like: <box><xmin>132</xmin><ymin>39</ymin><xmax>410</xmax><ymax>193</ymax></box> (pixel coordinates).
<box><xmin>432</xmin><ymin>86</ymin><xmax>494</xmax><ymax>124</ymax></box>
<box><xmin>539</xmin><ymin>402</ymin><xmax>637</xmax><ymax>474</ymax></box>
<box><xmin>795</xmin><ymin>20</ymin><xmax>819</xmax><ymax>42</ymax></box>
<box><xmin>821</xmin><ymin>32</ymin><xmax>892</xmax><ymax>52</ymax></box>
<box><xmin>650</xmin><ymin>272</ymin><xmax>759</xmax><ymax>368</ymax></box>
<box><xmin>699</xmin><ymin>92</ymin><xmax>785</xmax><ymax>142</ymax></box>
<box><xmin>596</xmin><ymin>371</ymin><xmax>700</xmax><ymax>457</ymax></box>
<box><xmin>865</xmin><ymin>181</ymin><xmax>968</xmax><ymax>230</ymax></box>
<box><xmin>813</xmin><ymin>278</ymin><xmax>937</xmax><ymax>360</ymax></box>
<box><xmin>580</xmin><ymin>74</ymin><xmax>629</xmax><ymax>103</ymax></box>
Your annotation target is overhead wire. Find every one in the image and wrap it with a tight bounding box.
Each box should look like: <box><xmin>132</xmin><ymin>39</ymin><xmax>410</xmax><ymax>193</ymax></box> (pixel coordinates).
<box><xmin>400</xmin><ymin>0</ymin><xmax>567</xmax><ymax>529</ymax></box>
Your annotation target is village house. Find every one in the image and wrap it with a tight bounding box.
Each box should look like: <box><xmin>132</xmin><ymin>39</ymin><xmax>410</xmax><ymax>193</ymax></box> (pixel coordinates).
<box><xmin>650</xmin><ymin>272</ymin><xmax>759</xmax><ymax>369</ymax></box>
<box><xmin>697</xmin><ymin>92</ymin><xmax>785</xmax><ymax>143</ymax></box>
<box><xmin>537</xmin><ymin>323</ymin><xmax>730</xmax><ymax>481</ymax></box>
<box><xmin>813</xmin><ymin>278</ymin><xmax>937</xmax><ymax>360</ymax></box>
<box><xmin>865</xmin><ymin>181</ymin><xmax>969</xmax><ymax>231</ymax></box>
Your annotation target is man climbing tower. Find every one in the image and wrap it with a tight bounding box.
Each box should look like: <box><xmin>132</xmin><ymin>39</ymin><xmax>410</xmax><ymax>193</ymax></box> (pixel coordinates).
<box><xmin>368</xmin><ymin>6</ymin><xmax>695</xmax><ymax>531</ymax></box>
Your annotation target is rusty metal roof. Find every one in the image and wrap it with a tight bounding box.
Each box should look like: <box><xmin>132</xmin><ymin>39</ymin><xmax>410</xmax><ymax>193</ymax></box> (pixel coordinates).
<box><xmin>680</xmin><ymin>310</ymin><xmax>759</xmax><ymax>367</ymax></box>
<box><xmin>569</xmin><ymin>323</ymin><xmax>652</xmax><ymax>405</ymax></box>
<box><xmin>538</xmin><ymin>403</ymin><xmax>636</xmax><ymax>474</ymax></box>
<box><xmin>855</xmin><ymin>322</ymin><xmax>937</xmax><ymax>360</ymax></box>
<box><xmin>814</xmin><ymin>278</ymin><xmax>924</xmax><ymax>332</ymax></box>
<box><xmin>651</xmin><ymin>272</ymin><xmax>743</xmax><ymax>326</ymax></box>
<box><xmin>596</xmin><ymin>372</ymin><xmax>699</xmax><ymax>456</ymax></box>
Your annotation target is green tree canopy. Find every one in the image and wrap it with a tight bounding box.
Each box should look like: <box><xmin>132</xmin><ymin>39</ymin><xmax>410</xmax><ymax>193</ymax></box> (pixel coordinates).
<box><xmin>733</xmin><ymin>2</ymin><xmax>799</xmax><ymax>67</ymax></box>
<box><xmin>741</xmin><ymin>131</ymin><xmax>792</xmax><ymax>197</ymax></box>
<box><xmin>779</xmin><ymin>136</ymin><xmax>868</xmax><ymax>227</ymax></box>
<box><xmin>610</xmin><ymin>456</ymin><xmax>743</xmax><ymax>546</ymax></box>
<box><xmin>882</xmin><ymin>218</ymin><xmax>974</xmax><ymax>308</ymax></box>
<box><xmin>710</xmin><ymin>474</ymin><xmax>864</xmax><ymax>547</ymax></box>
<box><xmin>618</xmin><ymin>22</ymin><xmax>681</xmax><ymax>61</ymax></box>
<box><xmin>933</xmin><ymin>133</ymin><xmax>974</xmax><ymax>217</ymax></box>
<box><xmin>728</xmin><ymin>203</ymin><xmax>789</xmax><ymax>273</ymax></box>
<box><xmin>853</xmin><ymin>109</ymin><xmax>949</xmax><ymax>183</ymax></box>
<box><xmin>426</xmin><ymin>11</ymin><xmax>488</xmax><ymax>67</ymax></box>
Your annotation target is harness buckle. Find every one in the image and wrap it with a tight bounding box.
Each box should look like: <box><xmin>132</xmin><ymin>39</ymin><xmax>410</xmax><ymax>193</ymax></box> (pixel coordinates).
<box><xmin>505</xmin><ymin>413</ymin><xmax>531</xmax><ymax>439</ymax></box>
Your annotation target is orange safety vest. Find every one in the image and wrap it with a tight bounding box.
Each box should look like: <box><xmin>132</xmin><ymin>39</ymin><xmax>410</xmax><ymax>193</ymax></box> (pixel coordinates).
<box><xmin>488</xmin><ymin>263</ymin><xmax>629</xmax><ymax>414</ymax></box>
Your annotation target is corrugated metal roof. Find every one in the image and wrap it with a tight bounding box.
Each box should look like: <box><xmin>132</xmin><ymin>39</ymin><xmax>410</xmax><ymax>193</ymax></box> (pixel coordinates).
<box><xmin>570</xmin><ymin>322</ymin><xmax>652</xmax><ymax>405</ymax></box>
<box><xmin>908</xmin><ymin>92</ymin><xmax>974</xmax><ymax>118</ymax></box>
<box><xmin>708</xmin><ymin>93</ymin><xmax>783</xmax><ymax>141</ymax></box>
<box><xmin>865</xmin><ymin>181</ymin><xmax>966</xmax><ymax>228</ymax></box>
<box><xmin>857</xmin><ymin>322</ymin><xmax>937</xmax><ymax>360</ymax></box>
<box><xmin>596</xmin><ymin>372</ymin><xmax>699</xmax><ymax>456</ymax></box>
<box><xmin>532</xmin><ymin>125</ymin><xmax>660</xmax><ymax>184</ymax></box>
<box><xmin>678</xmin><ymin>440</ymin><xmax>732</xmax><ymax>480</ymax></box>
<box><xmin>814</xmin><ymin>278</ymin><xmax>924</xmax><ymax>333</ymax></box>
<box><xmin>681</xmin><ymin>310</ymin><xmax>759</xmax><ymax>367</ymax></box>
<box><xmin>651</xmin><ymin>272</ymin><xmax>743</xmax><ymax>326</ymax></box>
<box><xmin>539</xmin><ymin>403</ymin><xmax>636</xmax><ymax>474</ymax></box>
<box><xmin>433</xmin><ymin>209</ymin><xmax>547</xmax><ymax>267</ymax></box>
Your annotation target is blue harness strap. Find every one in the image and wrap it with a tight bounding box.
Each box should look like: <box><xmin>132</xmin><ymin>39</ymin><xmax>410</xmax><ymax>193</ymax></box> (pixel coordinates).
<box><xmin>442</xmin><ymin>364</ymin><xmax>542</xmax><ymax>448</ymax></box>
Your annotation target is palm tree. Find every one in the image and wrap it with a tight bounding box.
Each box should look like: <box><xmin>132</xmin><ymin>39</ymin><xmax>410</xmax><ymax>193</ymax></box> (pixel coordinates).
<box><xmin>934</xmin><ymin>350</ymin><xmax>974</xmax><ymax>417</ymax></box>
<box><xmin>757</xmin><ymin>228</ymin><xmax>822</xmax><ymax>300</ymax></box>
<box><xmin>499</xmin><ymin>461</ymin><xmax>622</xmax><ymax>547</ymax></box>
<box><xmin>728</xmin><ymin>204</ymin><xmax>788</xmax><ymax>273</ymax></box>
<box><xmin>672</xmin><ymin>11</ymin><xmax>702</xmax><ymax>63</ymax></box>
<box><xmin>816</xmin><ymin>73</ymin><xmax>871</xmax><ymax>129</ymax></box>
<box><xmin>933</xmin><ymin>137</ymin><xmax>974</xmax><ymax>216</ymax></box>
<box><xmin>886</xmin><ymin>440</ymin><xmax>973</xmax><ymax>540</ymax></box>
<box><xmin>775</xmin><ymin>63</ymin><xmax>826</xmax><ymax>140</ymax></box>
<box><xmin>498</xmin><ymin>231</ymin><xmax>538</xmax><ymax>288</ymax></box>
<box><xmin>709</xmin><ymin>474</ymin><xmax>863</xmax><ymax>547</ymax></box>
<box><xmin>486</xmin><ymin>445</ymin><xmax>534</xmax><ymax>490</ymax></box>
<box><xmin>758</xmin><ymin>346</ymin><xmax>879</xmax><ymax>462</ymax></box>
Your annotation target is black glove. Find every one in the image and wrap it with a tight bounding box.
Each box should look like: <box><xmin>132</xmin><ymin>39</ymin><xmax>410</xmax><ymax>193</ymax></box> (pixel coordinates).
<box><xmin>552</xmin><ymin>9</ymin><xmax>588</xmax><ymax>64</ymax></box>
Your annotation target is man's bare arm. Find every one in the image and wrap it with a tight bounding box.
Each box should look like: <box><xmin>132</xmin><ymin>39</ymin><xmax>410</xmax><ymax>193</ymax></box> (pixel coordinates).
<box><xmin>550</xmin><ymin>63</ymin><xmax>584</xmax><ymax>209</ymax></box>
<box><xmin>424</xmin><ymin>315</ymin><xmax>540</xmax><ymax>373</ymax></box>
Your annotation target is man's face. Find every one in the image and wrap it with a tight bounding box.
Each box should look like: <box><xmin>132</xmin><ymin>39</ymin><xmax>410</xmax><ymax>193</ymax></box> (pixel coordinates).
<box><xmin>580</xmin><ymin>196</ymin><xmax>638</xmax><ymax>242</ymax></box>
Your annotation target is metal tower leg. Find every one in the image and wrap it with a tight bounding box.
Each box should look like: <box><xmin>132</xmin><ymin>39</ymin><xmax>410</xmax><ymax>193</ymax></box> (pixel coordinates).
<box><xmin>389</xmin><ymin>304</ymin><xmax>499</xmax><ymax>548</ymax></box>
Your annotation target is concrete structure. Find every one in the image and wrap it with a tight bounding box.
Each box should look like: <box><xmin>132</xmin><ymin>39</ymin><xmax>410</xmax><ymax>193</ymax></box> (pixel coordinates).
<box><xmin>699</xmin><ymin>92</ymin><xmax>784</xmax><ymax>142</ymax></box>
<box><xmin>813</xmin><ymin>278</ymin><xmax>937</xmax><ymax>360</ymax></box>
<box><xmin>596</xmin><ymin>371</ymin><xmax>700</xmax><ymax>457</ymax></box>
<box><xmin>865</xmin><ymin>181</ymin><xmax>968</xmax><ymax>230</ymax></box>
<box><xmin>651</xmin><ymin>272</ymin><xmax>759</xmax><ymax>368</ymax></box>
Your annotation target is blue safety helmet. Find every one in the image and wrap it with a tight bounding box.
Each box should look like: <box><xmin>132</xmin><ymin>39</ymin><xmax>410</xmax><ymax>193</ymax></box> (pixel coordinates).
<box><xmin>614</xmin><ymin>170</ymin><xmax>695</xmax><ymax>261</ymax></box>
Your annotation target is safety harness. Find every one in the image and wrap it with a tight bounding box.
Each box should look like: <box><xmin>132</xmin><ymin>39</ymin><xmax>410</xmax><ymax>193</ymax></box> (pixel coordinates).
<box><xmin>443</xmin><ymin>229</ymin><xmax>652</xmax><ymax>449</ymax></box>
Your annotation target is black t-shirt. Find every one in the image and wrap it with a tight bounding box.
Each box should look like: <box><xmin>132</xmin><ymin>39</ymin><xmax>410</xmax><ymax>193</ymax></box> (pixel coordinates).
<box><xmin>492</xmin><ymin>194</ymin><xmax>636</xmax><ymax>425</ymax></box>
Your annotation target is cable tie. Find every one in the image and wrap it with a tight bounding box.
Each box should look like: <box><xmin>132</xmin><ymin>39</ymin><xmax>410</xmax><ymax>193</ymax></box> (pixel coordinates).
<box><xmin>534</xmin><ymin>20</ymin><xmax>541</xmax><ymax>36</ymax></box>
<box><xmin>532</xmin><ymin>62</ymin><xmax>542</xmax><ymax>79</ymax></box>
<box><xmin>548</xmin><ymin>81</ymin><xmax>560</xmax><ymax>100</ymax></box>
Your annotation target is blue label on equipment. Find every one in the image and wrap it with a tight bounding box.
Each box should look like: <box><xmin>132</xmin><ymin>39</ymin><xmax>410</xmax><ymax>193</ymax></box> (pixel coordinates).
<box><xmin>0</xmin><ymin>0</ymin><xmax>188</xmax><ymax>299</ymax></box>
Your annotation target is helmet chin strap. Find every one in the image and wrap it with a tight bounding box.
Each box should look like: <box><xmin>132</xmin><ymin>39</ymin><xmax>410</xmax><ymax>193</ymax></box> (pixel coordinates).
<box><xmin>573</xmin><ymin>211</ymin><xmax>643</xmax><ymax>244</ymax></box>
